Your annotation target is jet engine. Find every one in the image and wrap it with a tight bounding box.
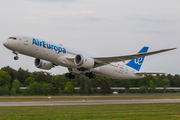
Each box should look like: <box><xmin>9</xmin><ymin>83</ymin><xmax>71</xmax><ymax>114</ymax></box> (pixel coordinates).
<box><xmin>34</xmin><ymin>58</ymin><xmax>53</xmax><ymax>70</ymax></box>
<box><xmin>74</xmin><ymin>54</ymin><xmax>95</xmax><ymax>68</ymax></box>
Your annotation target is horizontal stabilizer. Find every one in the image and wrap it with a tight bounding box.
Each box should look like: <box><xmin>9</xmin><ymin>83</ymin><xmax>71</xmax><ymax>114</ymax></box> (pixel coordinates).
<box><xmin>134</xmin><ymin>72</ymin><xmax>165</xmax><ymax>75</ymax></box>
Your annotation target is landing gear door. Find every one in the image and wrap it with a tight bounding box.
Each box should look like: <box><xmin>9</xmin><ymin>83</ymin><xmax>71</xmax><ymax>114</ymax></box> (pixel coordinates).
<box><xmin>23</xmin><ymin>37</ymin><xmax>29</xmax><ymax>46</ymax></box>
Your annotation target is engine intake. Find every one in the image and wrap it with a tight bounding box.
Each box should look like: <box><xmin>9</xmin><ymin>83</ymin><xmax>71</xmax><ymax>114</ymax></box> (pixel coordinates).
<box><xmin>74</xmin><ymin>54</ymin><xmax>94</xmax><ymax>68</ymax></box>
<box><xmin>34</xmin><ymin>58</ymin><xmax>53</xmax><ymax>70</ymax></box>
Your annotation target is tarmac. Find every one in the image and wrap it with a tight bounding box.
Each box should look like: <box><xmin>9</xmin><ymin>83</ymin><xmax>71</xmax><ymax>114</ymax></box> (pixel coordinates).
<box><xmin>0</xmin><ymin>99</ymin><xmax>180</xmax><ymax>107</ymax></box>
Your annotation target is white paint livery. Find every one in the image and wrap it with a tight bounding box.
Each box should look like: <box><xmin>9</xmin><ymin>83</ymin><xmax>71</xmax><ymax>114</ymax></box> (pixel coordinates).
<box><xmin>3</xmin><ymin>35</ymin><xmax>176</xmax><ymax>79</ymax></box>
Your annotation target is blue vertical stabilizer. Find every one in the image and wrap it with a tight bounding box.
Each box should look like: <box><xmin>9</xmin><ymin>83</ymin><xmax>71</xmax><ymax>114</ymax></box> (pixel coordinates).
<box><xmin>126</xmin><ymin>47</ymin><xmax>149</xmax><ymax>71</ymax></box>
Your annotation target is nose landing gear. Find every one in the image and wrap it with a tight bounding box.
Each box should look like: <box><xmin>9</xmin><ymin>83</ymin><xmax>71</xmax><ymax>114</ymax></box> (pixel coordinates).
<box><xmin>13</xmin><ymin>51</ymin><xmax>19</xmax><ymax>60</ymax></box>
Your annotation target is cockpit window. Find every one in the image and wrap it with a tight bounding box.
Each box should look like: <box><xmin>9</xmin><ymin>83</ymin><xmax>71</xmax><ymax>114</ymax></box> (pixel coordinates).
<box><xmin>8</xmin><ymin>37</ymin><xmax>17</xmax><ymax>40</ymax></box>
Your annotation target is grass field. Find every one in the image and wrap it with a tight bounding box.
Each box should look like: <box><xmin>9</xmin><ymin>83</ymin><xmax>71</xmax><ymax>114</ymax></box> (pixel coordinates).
<box><xmin>0</xmin><ymin>94</ymin><xmax>180</xmax><ymax>102</ymax></box>
<box><xmin>0</xmin><ymin>103</ymin><xmax>180</xmax><ymax>120</ymax></box>
<box><xmin>0</xmin><ymin>94</ymin><xmax>180</xmax><ymax>119</ymax></box>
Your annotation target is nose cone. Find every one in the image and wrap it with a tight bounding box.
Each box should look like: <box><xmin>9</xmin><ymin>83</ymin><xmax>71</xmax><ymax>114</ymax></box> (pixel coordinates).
<box><xmin>3</xmin><ymin>40</ymin><xmax>9</xmax><ymax>48</ymax></box>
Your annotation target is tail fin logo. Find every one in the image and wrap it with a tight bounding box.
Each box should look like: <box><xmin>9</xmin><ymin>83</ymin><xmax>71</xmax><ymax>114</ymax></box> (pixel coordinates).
<box><xmin>126</xmin><ymin>46</ymin><xmax>149</xmax><ymax>71</ymax></box>
<box><xmin>134</xmin><ymin>58</ymin><xmax>143</xmax><ymax>65</ymax></box>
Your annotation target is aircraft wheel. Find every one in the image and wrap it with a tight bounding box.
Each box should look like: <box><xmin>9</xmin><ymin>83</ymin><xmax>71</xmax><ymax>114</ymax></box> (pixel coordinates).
<box><xmin>92</xmin><ymin>74</ymin><xmax>96</xmax><ymax>79</ymax></box>
<box><xmin>66</xmin><ymin>73</ymin><xmax>75</xmax><ymax>79</ymax></box>
<box><xmin>65</xmin><ymin>73</ymin><xmax>69</xmax><ymax>77</ymax></box>
<box><xmin>85</xmin><ymin>72</ymin><xmax>89</xmax><ymax>77</ymax></box>
<box><xmin>14</xmin><ymin>56</ymin><xmax>19</xmax><ymax>60</ymax></box>
<box><xmin>88</xmin><ymin>73</ymin><xmax>95</xmax><ymax>79</ymax></box>
<box><xmin>71</xmin><ymin>75</ymin><xmax>75</xmax><ymax>79</ymax></box>
<box><xmin>69</xmin><ymin>75</ymin><xmax>75</xmax><ymax>79</ymax></box>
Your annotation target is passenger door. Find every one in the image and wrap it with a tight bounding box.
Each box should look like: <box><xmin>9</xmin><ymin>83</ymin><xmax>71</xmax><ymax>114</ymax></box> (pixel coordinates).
<box><xmin>23</xmin><ymin>37</ymin><xmax>29</xmax><ymax>46</ymax></box>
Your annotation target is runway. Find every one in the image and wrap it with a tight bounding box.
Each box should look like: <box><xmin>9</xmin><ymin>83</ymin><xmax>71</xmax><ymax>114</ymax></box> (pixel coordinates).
<box><xmin>0</xmin><ymin>99</ymin><xmax>180</xmax><ymax>107</ymax></box>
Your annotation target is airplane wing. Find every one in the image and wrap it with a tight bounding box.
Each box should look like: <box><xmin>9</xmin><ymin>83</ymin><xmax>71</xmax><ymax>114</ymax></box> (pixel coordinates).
<box><xmin>93</xmin><ymin>47</ymin><xmax>177</xmax><ymax>67</ymax></box>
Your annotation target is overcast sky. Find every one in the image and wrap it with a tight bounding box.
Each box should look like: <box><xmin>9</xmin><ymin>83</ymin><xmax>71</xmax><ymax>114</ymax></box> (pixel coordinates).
<box><xmin>0</xmin><ymin>0</ymin><xmax>179</xmax><ymax>75</ymax></box>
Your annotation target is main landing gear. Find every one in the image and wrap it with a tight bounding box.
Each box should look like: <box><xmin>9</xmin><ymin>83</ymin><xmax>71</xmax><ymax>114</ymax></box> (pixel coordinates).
<box><xmin>13</xmin><ymin>51</ymin><xmax>19</xmax><ymax>60</ymax></box>
<box><xmin>65</xmin><ymin>73</ymin><xmax>75</xmax><ymax>79</ymax></box>
<box><xmin>85</xmin><ymin>72</ymin><xmax>96</xmax><ymax>79</ymax></box>
<box><xmin>65</xmin><ymin>72</ymin><xmax>96</xmax><ymax>79</ymax></box>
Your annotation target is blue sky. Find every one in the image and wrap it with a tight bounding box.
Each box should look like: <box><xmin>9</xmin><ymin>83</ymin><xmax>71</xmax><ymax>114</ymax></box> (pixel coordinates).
<box><xmin>0</xmin><ymin>0</ymin><xmax>179</xmax><ymax>75</ymax></box>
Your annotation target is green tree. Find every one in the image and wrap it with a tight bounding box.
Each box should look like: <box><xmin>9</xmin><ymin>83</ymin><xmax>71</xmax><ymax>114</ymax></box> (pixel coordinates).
<box><xmin>1</xmin><ymin>66</ymin><xmax>17</xmax><ymax>84</ymax></box>
<box><xmin>113</xmin><ymin>79</ymin><xmax>124</xmax><ymax>87</ymax></box>
<box><xmin>167</xmin><ymin>74</ymin><xmax>174</xmax><ymax>87</ymax></box>
<box><xmin>65</xmin><ymin>81</ymin><xmax>74</xmax><ymax>94</ymax></box>
<box><xmin>92</xmin><ymin>80</ymin><xmax>98</xmax><ymax>94</ymax></box>
<box><xmin>142</xmin><ymin>75</ymin><xmax>158</xmax><ymax>93</ymax></box>
<box><xmin>51</xmin><ymin>81</ymin><xmax>59</xmax><ymax>94</ymax></box>
<box><xmin>0</xmin><ymin>70</ymin><xmax>11</xmax><ymax>88</ymax></box>
<box><xmin>174</xmin><ymin>75</ymin><xmax>180</xmax><ymax>87</ymax></box>
<box><xmin>17</xmin><ymin>68</ymin><xmax>30</xmax><ymax>84</ymax></box>
<box><xmin>95</xmin><ymin>75</ymin><xmax>111</xmax><ymax>87</ymax></box>
<box><xmin>11</xmin><ymin>87</ymin><xmax>16</xmax><ymax>95</ymax></box>
<box><xmin>79</xmin><ymin>75</ymin><xmax>91</xmax><ymax>94</ymax></box>
<box><xmin>0</xmin><ymin>86</ymin><xmax>10</xmax><ymax>95</ymax></box>
<box><xmin>40</xmin><ymin>83</ymin><xmax>53</xmax><ymax>95</ymax></box>
<box><xmin>122</xmin><ymin>80</ymin><xmax>133</xmax><ymax>93</ymax></box>
<box><xmin>139</xmin><ymin>86</ymin><xmax>146</xmax><ymax>93</ymax></box>
<box><xmin>101</xmin><ymin>79</ymin><xmax>111</xmax><ymax>95</ymax></box>
<box><xmin>32</xmin><ymin>71</ymin><xmax>51</xmax><ymax>83</ymax></box>
<box><xmin>87</xmin><ymin>80</ymin><xmax>92</xmax><ymax>95</ymax></box>
<box><xmin>24</xmin><ymin>77</ymin><xmax>35</xmax><ymax>86</ymax></box>
<box><xmin>149</xmin><ymin>80</ymin><xmax>155</xmax><ymax>93</ymax></box>
<box><xmin>28</xmin><ymin>82</ymin><xmax>53</xmax><ymax>95</ymax></box>
<box><xmin>50</xmin><ymin>75</ymin><xmax>65</xmax><ymax>90</ymax></box>
<box><xmin>161</xmin><ymin>78</ymin><xmax>170</xmax><ymax>93</ymax></box>
<box><xmin>80</xmin><ymin>81</ymin><xmax>87</xmax><ymax>94</ymax></box>
<box><xmin>12</xmin><ymin>79</ymin><xmax>21</xmax><ymax>94</ymax></box>
<box><xmin>29</xmin><ymin>82</ymin><xmax>39</xmax><ymax>95</ymax></box>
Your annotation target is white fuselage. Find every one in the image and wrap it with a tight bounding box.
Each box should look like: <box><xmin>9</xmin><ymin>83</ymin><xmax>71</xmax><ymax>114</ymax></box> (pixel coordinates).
<box><xmin>3</xmin><ymin>36</ymin><xmax>144</xmax><ymax>79</ymax></box>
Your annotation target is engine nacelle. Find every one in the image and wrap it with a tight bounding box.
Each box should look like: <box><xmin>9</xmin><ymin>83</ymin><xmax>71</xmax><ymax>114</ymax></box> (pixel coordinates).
<box><xmin>34</xmin><ymin>58</ymin><xmax>53</xmax><ymax>70</ymax></box>
<box><xmin>74</xmin><ymin>54</ymin><xmax>95</xmax><ymax>68</ymax></box>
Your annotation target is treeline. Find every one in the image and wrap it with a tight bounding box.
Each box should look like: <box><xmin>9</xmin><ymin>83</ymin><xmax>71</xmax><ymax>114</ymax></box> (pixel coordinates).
<box><xmin>0</xmin><ymin>66</ymin><xmax>180</xmax><ymax>95</ymax></box>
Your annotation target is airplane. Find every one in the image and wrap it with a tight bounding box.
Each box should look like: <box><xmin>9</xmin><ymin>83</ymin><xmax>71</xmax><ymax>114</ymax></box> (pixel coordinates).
<box><xmin>3</xmin><ymin>35</ymin><xmax>176</xmax><ymax>79</ymax></box>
